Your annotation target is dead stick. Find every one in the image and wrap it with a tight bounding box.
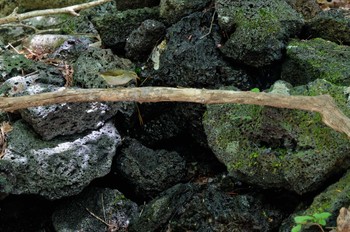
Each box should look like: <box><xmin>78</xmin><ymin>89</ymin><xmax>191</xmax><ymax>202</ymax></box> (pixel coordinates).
<box><xmin>0</xmin><ymin>87</ymin><xmax>349</xmax><ymax>138</ymax></box>
<box><xmin>0</xmin><ymin>0</ymin><xmax>112</xmax><ymax>25</ymax></box>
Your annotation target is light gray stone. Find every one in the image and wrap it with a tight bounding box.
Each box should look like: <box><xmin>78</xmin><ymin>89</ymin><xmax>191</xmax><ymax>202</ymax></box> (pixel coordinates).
<box><xmin>0</xmin><ymin>120</ymin><xmax>121</xmax><ymax>199</ymax></box>
<box><xmin>19</xmin><ymin>83</ymin><xmax>128</xmax><ymax>140</ymax></box>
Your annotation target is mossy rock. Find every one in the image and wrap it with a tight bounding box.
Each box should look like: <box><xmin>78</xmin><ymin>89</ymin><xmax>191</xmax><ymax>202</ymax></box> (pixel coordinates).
<box><xmin>282</xmin><ymin>38</ymin><xmax>350</xmax><ymax>86</ymax></box>
<box><xmin>216</xmin><ymin>0</ymin><xmax>303</xmax><ymax>67</ymax></box>
<box><xmin>304</xmin><ymin>9</ymin><xmax>350</xmax><ymax>44</ymax></box>
<box><xmin>301</xmin><ymin>170</ymin><xmax>350</xmax><ymax>230</ymax></box>
<box><xmin>203</xmin><ymin>79</ymin><xmax>350</xmax><ymax>194</ymax></box>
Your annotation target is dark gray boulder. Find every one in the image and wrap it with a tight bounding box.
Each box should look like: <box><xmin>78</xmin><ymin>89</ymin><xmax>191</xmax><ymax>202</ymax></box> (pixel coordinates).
<box><xmin>0</xmin><ymin>120</ymin><xmax>121</xmax><ymax>199</ymax></box>
<box><xmin>116</xmin><ymin>138</ymin><xmax>186</xmax><ymax>199</ymax></box>
<box><xmin>159</xmin><ymin>0</ymin><xmax>211</xmax><ymax>24</ymax></box>
<box><xmin>19</xmin><ymin>84</ymin><xmax>123</xmax><ymax>140</ymax></box>
<box><xmin>125</xmin><ymin>19</ymin><xmax>166</xmax><ymax>61</ymax></box>
<box><xmin>129</xmin><ymin>180</ymin><xmax>287</xmax><ymax>232</ymax></box>
<box><xmin>52</xmin><ymin>187</ymin><xmax>139</xmax><ymax>232</ymax></box>
<box><xmin>152</xmin><ymin>11</ymin><xmax>253</xmax><ymax>89</ymax></box>
<box><xmin>92</xmin><ymin>7</ymin><xmax>160</xmax><ymax>52</ymax></box>
<box><xmin>216</xmin><ymin>0</ymin><xmax>304</xmax><ymax>67</ymax></box>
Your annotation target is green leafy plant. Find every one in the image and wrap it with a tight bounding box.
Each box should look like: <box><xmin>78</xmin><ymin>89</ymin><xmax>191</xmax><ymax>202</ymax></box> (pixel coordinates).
<box><xmin>134</xmin><ymin>66</ymin><xmax>142</xmax><ymax>75</ymax></box>
<box><xmin>250</xmin><ymin>87</ymin><xmax>260</xmax><ymax>93</ymax></box>
<box><xmin>291</xmin><ymin>212</ymin><xmax>332</xmax><ymax>232</ymax></box>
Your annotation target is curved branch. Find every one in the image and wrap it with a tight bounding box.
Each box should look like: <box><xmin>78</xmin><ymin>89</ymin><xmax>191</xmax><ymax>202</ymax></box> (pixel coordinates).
<box><xmin>0</xmin><ymin>87</ymin><xmax>349</xmax><ymax>138</ymax></box>
<box><xmin>0</xmin><ymin>0</ymin><xmax>112</xmax><ymax>25</ymax></box>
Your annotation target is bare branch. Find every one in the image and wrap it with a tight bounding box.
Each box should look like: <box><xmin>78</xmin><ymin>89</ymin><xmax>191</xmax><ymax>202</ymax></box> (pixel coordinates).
<box><xmin>0</xmin><ymin>0</ymin><xmax>112</xmax><ymax>25</ymax></box>
<box><xmin>0</xmin><ymin>87</ymin><xmax>349</xmax><ymax>138</ymax></box>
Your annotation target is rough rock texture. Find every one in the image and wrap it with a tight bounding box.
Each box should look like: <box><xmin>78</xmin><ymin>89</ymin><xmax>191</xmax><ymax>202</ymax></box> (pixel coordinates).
<box><xmin>151</xmin><ymin>11</ymin><xmax>253</xmax><ymax>89</ymax></box>
<box><xmin>304</xmin><ymin>9</ymin><xmax>350</xmax><ymax>45</ymax></box>
<box><xmin>52</xmin><ymin>187</ymin><xmax>139</xmax><ymax>232</ymax></box>
<box><xmin>92</xmin><ymin>7</ymin><xmax>159</xmax><ymax>53</ymax></box>
<box><xmin>115</xmin><ymin>0</ymin><xmax>160</xmax><ymax>10</ymax></box>
<box><xmin>50</xmin><ymin>36</ymin><xmax>93</xmax><ymax>62</ymax></box>
<box><xmin>0</xmin><ymin>120</ymin><xmax>121</xmax><ymax>199</ymax></box>
<box><xmin>127</xmin><ymin>103</ymin><xmax>208</xmax><ymax>148</ymax></box>
<box><xmin>282</xmin><ymin>38</ymin><xmax>350</xmax><ymax>86</ymax></box>
<box><xmin>19</xmin><ymin>84</ymin><xmax>124</xmax><ymax>140</ymax></box>
<box><xmin>129</xmin><ymin>180</ymin><xmax>287</xmax><ymax>232</ymax></box>
<box><xmin>116</xmin><ymin>138</ymin><xmax>186</xmax><ymax>199</ymax></box>
<box><xmin>299</xmin><ymin>170</ymin><xmax>350</xmax><ymax>230</ymax></box>
<box><xmin>159</xmin><ymin>0</ymin><xmax>211</xmax><ymax>24</ymax></box>
<box><xmin>0</xmin><ymin>52</ymin><xmax>65</xmax><ymax>86</ymax></box>
<box><xmin>125</xmin><ymin>19</ymin><xmax>166</xmax><ymax>61</ymax></box>
<box><xmin>72</xmin><ymin>47</ymin><xmax>134</xmax><ymax>88</ymax></box>
<box><xmin>129</xmin><ymin>183</ymin><xmax>195</xmax><ymax>232</ymax></box>
<box><xmin>17</xmin><ymin>0</ymin><xmax>87</xmax><ymax>11</ymax></box>
<box><xmin>280</xmin><ymin>170</ymin><xmax>350</xmax><ymax>232</ymax></box>
<box><xmin>285</xmin><ymin>0</ymin><xmax>322</xmax><ymax>19</ymax></box>
<box><xmin>216</xmin><ymin>0</ymin><xmax>304</xmax><ymax>67</ymax></box>
<box><xmin>203</xmin><ymin>79</ymin><xmax>350</xmax><ymax>195</ymax></box>
<box><xmin>0</xmin><ymin>73</ymin><xmax>40</xmax><ymax>96</ymax></box>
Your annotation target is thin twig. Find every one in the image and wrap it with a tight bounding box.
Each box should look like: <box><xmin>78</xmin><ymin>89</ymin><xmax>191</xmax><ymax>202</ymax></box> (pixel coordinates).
<box><xmin>0</xmin><ymin>23</ymin><xmax>39</xmax><ymax>33</ymax></box>
<box><xmin>0</xmin><ymin>0</ymin><xmax>112</xmax><ymax>25</ymax></box>
<box><xmin>0</xmin><ymin>87</ymin><xmax>349</xmax><ymax>138</ymax></box>
<box><xmin>307</xmin><ymin>223</ymin><xmax>325</xmax><ymax>232</ymax></box>
<box><xmin>101</xmin><ymin>193</ymin><xmax>107</xmax><ymax>223</ymax></box>
<box><xmin>7</xmin><ymin>43</ymin><xmax>21</xmax><ymax>54</ymax></box>
<box><xmin>200</xmin><ymin>10</ymin><xmax>216</xmax><ymax>39</ymax></box>
<box><xmin>85</xmin><ymin>207</ymin><xmax>111</xmax><ymax>227</ymax></box>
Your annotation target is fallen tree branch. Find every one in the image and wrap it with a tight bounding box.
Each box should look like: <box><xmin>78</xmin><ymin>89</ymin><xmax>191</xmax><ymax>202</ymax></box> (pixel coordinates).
<box><xmin>0</xmin><ymin>87</ymin><xmax>349</xmax><ymax>138</ymax></box>
<box><xmin>0</xmin><ymin>0</ymin><xmax>112</xmax><ymax>25</ymax></box>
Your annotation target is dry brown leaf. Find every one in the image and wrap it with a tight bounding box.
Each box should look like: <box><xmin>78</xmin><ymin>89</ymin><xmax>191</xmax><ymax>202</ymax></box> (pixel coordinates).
<box><xmin>333</xmin><ymin>207</ymin><xmax>350</xmax><ymax>232</ymax></box>
<box><xmin>0</xmin><ymin>122</ymin><xmax>12</xmax><ymax>159</ymax></box>
<box><xmin>62</xmin><ymin>62</ymin><xmax>74</xmax><ymax>87</ymax></box>
<box><xmin>317</xmin><ymin>0</ymin><xmax>350</xmax><ymax>10</ymax></box>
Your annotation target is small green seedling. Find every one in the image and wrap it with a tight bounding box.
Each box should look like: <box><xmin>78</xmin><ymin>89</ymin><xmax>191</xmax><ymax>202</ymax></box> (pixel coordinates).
<box><xmin>250</xmin><ymin>87</ymin><xmax>260</xmax><ymax>93</ymax></box>
<box><xmin>291</xmin><ymin>212</ymin><xmax>332</xmax><ymax>232</ymax></box>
